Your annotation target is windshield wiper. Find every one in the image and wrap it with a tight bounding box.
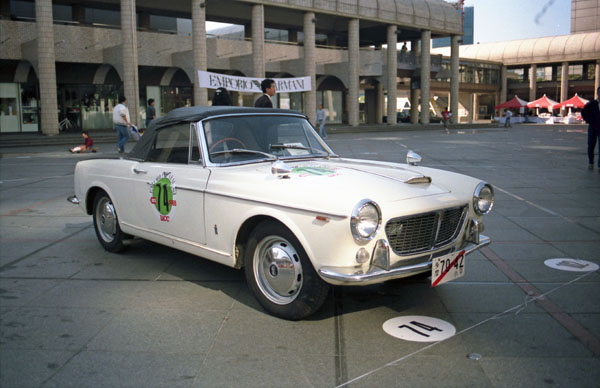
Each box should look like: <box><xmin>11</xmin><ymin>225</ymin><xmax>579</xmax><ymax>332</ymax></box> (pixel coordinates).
<box><xmin>270</xmin><ymin>143</ymin><xmax>332</xmax><ymax>157</ymax></box>
<box><xmin>210</xmin><ymin>148</ymin><xmax>277</xmax><ymax>160</ymax></box>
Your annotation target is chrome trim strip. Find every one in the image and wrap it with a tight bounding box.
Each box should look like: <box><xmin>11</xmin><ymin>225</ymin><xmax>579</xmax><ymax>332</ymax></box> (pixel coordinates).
<box><xmin>204</xmin><ymin>189</ymin><xmax>348</xmax><ymax>219</ymax></box>
<box><xmin>176</xmin><ymin>186</ymin><xmax>206</xmax><ymax>193</ymax></box>
<box><xmin>318</xmin><ymin>235</ymin><xmax>490</xmax><ymax>285</ymax></box>
<box><xmin>120</xmin><ymin>222</ymin><xmax>232</xmax><ymax>258</ymax></box>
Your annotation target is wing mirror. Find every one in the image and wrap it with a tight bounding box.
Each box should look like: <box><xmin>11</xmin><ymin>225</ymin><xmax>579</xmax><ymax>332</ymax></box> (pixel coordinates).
<box><xmin>406</xmin><ymin>150</ymin><xmax>422</xmax><ymax>166</ymax></box>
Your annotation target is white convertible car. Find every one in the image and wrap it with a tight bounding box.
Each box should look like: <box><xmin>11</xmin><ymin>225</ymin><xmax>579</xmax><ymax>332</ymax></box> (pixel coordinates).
<box><xmin>69</xmin><ymin>106</ymin><xmax>493</xmax><ymax>320</ymax></box>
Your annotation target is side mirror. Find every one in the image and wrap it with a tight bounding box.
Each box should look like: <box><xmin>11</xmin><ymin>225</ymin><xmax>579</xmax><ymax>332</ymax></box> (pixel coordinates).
<box><xmin>406</xmin><ymin>150</ymin><xmax>422</xmax><ymax>166</ymax></box>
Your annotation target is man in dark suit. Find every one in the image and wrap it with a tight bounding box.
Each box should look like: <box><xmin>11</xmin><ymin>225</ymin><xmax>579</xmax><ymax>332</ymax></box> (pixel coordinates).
<box><xmin>581</xmin><ymin>86</ymin><xmax>600</xmax><ymax>172</ymax></box>
<box><xmin>254</xmin><ymin>79</ymin><xmax>276</xmax><ymax>108</ymax></box>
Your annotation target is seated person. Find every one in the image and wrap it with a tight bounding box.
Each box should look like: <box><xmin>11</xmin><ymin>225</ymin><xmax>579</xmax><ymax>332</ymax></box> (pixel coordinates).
<box><xmin>69</xmin><ymin>131</ymin><xmax>95</xmax><ymax>153</ymax></box>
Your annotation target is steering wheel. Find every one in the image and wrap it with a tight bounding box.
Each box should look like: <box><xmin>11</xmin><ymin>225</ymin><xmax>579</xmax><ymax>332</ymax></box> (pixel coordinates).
<box><xmin>209</xmin><ymin>137</ymin><xmax>247</xmax><ymax>153</ymax></box>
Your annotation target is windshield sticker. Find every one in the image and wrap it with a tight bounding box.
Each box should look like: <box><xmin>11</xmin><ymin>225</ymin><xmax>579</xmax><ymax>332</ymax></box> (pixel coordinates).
<box><xmin>292</xmin><ymin>166</ymin><xmax>339</xmax><ymax>178</ymax></box>
<box><xmin>149</xmin><ymin>172</ymin><xmax>177</xmax><ymax>222</ymax></box>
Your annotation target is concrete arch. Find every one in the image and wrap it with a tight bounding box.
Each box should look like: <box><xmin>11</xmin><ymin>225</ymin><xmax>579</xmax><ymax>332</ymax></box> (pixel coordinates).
<box><xmin>316</xmin><ymin>75</ymin><xmax>346</xmax><ymax>91</ymax></box>
<box><xmin>92</xmin><ymin>64</ymin><xmax>119</xmax><ymax>85</ymax></box>
<box><xmin>160</xmin><ymin>67</ymin><xmax>191</xmax><ymax>86</ymax></box>
<box><xmin>14</xmin><ymin>61</ymin><xmax>35</xmax><ymax>83</ymax></box>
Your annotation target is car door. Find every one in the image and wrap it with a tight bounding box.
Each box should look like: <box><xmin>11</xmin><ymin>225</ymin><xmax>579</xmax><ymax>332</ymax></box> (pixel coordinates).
<box><xmin>130</xmin><ymin>122</ymin><xmax>210</xmax><ymax>245</ymax></box>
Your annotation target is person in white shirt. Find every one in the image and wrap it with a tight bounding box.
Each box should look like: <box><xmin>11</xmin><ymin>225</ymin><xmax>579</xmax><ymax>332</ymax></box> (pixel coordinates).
<box><xmin>113</xmin><ymin>95</ymin><xmax>132</xmax><ymax>153</ymax></box>
<box><xmin>503</xmin><ymin>110</ymin><xmax>513</xmax><ymax>128</ymax></box>
<box><xmin>316</xmin><ymin>104</ymin><xmax>327</xmax><ymax>138</ymax></box>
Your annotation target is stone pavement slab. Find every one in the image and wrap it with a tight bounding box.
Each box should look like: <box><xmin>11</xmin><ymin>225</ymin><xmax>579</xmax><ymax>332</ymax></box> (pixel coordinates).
<box><xmin>1</xmin><ymin>124</ymin><xmax>598</xmax><ymax>387</ymax></box>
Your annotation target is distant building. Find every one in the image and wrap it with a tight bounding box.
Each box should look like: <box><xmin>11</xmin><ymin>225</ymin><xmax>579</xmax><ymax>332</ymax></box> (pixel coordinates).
<box><xmin>433</xmin><ymin>6</ymin><xmax>473</xmax><ymax>48</ymax></box>
<box><xmin>571</xmin><ymin>0</ymin><xmax>600</xmax><ymax>33</ymax></box>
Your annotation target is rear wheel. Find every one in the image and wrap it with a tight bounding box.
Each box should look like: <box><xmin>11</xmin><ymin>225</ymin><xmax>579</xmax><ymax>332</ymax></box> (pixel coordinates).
<box><xmin>244</xmin><ymin>221</ymin><xmax>329</xmax><ymax>320</ymax></box>
<box><xmin>92</xmin><ymin>191</ymin><xmax>125</xmax><ymax>253</ymax></box>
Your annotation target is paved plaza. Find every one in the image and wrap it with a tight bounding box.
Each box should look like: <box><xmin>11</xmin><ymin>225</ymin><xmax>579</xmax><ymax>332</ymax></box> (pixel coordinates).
<box><xmin>1</xmin><ymin>123</ymin><xmax>599</xmax><ymax>387</ymax></box>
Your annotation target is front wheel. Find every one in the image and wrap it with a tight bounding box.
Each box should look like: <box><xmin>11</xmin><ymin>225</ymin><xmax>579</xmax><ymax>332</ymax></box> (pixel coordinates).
<box><xmin>244</xmin><ymin>221</ymin><xmax>330</xmax><ymax>320</ymax></box>
<box><xmin>92</xmin><ymin>191</ymin><xmax>125</xmax><ymax>253</ymax></box>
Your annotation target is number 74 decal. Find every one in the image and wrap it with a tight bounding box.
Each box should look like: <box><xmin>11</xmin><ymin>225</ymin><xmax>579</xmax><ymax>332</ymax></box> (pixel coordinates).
<box><xmin>149</xmin><ymin>172</ymin><xmax>177</xmax><ymax>222</ymax></box>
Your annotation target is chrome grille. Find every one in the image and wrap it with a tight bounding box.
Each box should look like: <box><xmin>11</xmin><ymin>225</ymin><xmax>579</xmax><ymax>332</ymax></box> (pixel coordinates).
<box><xmin>385</xmin><ymin>206</ymin><xmax>467</xmax><ymax>255</ymax></box>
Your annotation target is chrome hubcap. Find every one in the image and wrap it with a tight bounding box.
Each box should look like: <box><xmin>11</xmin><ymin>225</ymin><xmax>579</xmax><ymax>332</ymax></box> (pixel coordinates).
<box><xmin>254</xmin><ymin>236</ymin><xmax>303</xmax><ymax>305</ymax></box>
<box><xmin>96</xmin><ymin>197</ymin><xmax>116</xmax><ymax>242</ymax></box>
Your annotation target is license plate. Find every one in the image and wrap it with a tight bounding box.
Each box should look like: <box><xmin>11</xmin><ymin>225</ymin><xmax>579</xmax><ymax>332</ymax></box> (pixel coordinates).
<box><xmin>431</xmin><ymin>250</ymin><xmax>466</xmax><ymax>287</ymax></box>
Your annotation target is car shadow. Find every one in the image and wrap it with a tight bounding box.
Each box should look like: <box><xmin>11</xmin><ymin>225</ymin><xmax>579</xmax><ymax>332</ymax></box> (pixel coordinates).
<box><xmin>124</xmin><ymin>238</ymin><xmax>436</xmax><ymax>321</ymax></box>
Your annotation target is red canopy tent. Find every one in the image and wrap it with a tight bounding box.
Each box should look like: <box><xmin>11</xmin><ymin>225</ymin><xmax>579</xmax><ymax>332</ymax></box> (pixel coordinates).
<box><xmin>495</xmin><ymin>95</ymin><xmax>528</xmax><ymax>110</ymax></box>
<box><xmin>526</xmin><ymin>94</ymin><xmax>559</xmax><ymax>110</ymax></box>
<box><xmin>556</xmin><ymin>93</ymin><xmax>589</xmax><ymax>109</ymax></box>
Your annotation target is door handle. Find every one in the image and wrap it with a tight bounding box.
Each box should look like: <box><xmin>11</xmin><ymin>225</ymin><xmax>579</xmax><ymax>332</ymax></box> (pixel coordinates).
<box><xmin>133</xmin><ymin>168</ymin><xmax>147</xmax><ymax>174</ymax></box>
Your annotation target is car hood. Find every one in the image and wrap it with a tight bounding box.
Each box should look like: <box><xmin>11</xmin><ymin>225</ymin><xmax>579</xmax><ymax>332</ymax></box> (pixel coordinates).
<box><xmin>206</xmin><ymin>158</ymin><xmax>467</xmax><ymax>217</ymax></box>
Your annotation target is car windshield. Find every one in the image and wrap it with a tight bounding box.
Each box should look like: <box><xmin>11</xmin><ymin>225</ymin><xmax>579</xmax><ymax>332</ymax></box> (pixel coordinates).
<box><xmin>202</xmin><ymin>115</ymin><xmax>332</xmax><ymax>164</ymax></box>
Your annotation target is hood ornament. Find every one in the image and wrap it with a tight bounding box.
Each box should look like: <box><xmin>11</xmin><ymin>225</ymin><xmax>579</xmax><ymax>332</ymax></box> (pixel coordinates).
<box><xmin>271</xmin><ymin>160</ymin><xmax>292</xmax><ymax>179</ymax></box>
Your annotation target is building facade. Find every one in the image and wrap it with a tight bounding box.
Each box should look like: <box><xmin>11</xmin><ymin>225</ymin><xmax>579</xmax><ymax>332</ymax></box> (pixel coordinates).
<box><xmin>433</xmin><ymin>32</ymin><xmax>600</xmax><ymax>116</ymax></box>
<box><xmin>0</xmin><ymin>0</ymin><xmax>466</xmax><ymax>134</ymax></box>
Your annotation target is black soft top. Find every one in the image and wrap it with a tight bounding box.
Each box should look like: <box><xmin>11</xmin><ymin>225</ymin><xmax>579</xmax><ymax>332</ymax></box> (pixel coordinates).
<box><xmin>128</xmin><ymin>106</ymin><xmax>305</xmax><ymax>161</ymax></box>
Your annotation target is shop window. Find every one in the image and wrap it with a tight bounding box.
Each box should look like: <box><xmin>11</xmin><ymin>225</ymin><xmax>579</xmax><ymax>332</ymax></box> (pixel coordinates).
<box><xmin>20</xmin><ymin>83</ymin><xmax>38</xmax><ymax>132</ymax></box>
<box><xmin>0</xmin><ymin>82</ymin><xmax>39</xmax><ymax>133</ymax></box>
<box><xmin>507</xmin><ymin>68</ymin><xmax>525</xmax><ymax>83</ymax></box>
<box><xmin>568</xmin><ymin>64</ymin><xmax>583</xmax><ymax>80</ymax></box>
<box><xmin>536</xmin><ymin>66</ymin><xmax>553</xmax><ymax>82</ymax></box>
<box><xmin>317</xmin><ymin>90</ymin><xmax>343</xmax><ymax>124</ymax></box>
<box><xmin>57</xmin><ymin>84</ymin><xmax>121</xmax><ymax>131</ymax></box>
<box><xmin>0</xmin><ymin>83</ymin><xmax>19</xmax><ymax>132</ymax></box>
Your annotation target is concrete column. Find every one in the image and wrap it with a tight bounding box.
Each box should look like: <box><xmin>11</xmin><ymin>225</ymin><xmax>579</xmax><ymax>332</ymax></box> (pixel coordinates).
<box><xmin>450</xmin><ymin>35</ymin><xmax>459</xmax><ymax>124</ymax></box>
<box><xmin>468</xmin><ymin>93</ymin><xmax>474</xmax><ymax>123</ymax></box>
<box><xmin>420</xmin><ymin>30</ymin><xmax>431</xmax><ymax>124</ymax></box>
<box><xmin>529</xmin><ymin>64</ymin><xmax>537</xmax><ymax>101</ymax></box>
<box><xmin>500</xmin><ymin>66</ymin><xmax>508</xmax><ymax>114</ymax></box>
<box><xmin>120</xmin><ymin>0</ymin><xmax>140</xmax><ymax>125</ymax></box>
<box><xmin>410</xmin><ymin>39</ymin><xmax>419</xmax><ymax>124</ymax></box>
<box><xmin>386</xmin><ymin>25</ymin><xmax>397</xmax><ymax>125</ymax></box>
<box><xmin>348</xmin><ymin>18</ymin><xmax>359</xmax><ymax>127</ymax></box>
<box><xmin>192</xmin><ymin>0</ymin><xmax>208</xmax><ymax>106</ymax></box>
<box><xmin>35</xmin><ymin>0</ymin><xmax>59</xmax><ymax>135</ymax></box>
<box><xmin>561</xmin><ymin>61</ymin><xmax>569</xmax><ymax>115</ymax></box>
<box><xmin>303</xmin><ymin>12</ymin><xmax>316</xmax><ymax>124</ymax></box>
<box><xmin>376</xmin><ymin>81</ymin><xmax>384</xmax><ymax>124</ymax></box>
<box><xmin>252</xmin><ymin>4</ymin><xmax>265</xmax><ymax>78</ymax></box>
<box><xmin>473</xmin><ymin>93</ymin><xmax>479</xmax><ymax>121</ymax></box>
<box><xmin>594</xmin><ymin>60</ymin><xmax>600</xmax><ymax>99</ymax></box>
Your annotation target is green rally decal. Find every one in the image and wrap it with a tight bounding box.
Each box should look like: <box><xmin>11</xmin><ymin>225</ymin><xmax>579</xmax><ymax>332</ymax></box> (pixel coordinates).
<box><xmin>152</xmin><ymin>178</ymin><xmax>173</xmax><ymax>215</ymax></box>
<box><xmin>149</xmin><ymin>172</ymin><xmax>177</xmax><ymax>222</ymax></box>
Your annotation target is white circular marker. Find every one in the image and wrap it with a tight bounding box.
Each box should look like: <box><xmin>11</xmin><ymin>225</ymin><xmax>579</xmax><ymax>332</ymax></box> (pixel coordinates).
<box><xmin>383</xmin><ymin>315</ymin><xmax>456</xmax><ymax>342</ymax></box>
<box><xmin>544</xmin><ymin>258</ymin><xmax>599</xmax><ymax>272</ymax></box>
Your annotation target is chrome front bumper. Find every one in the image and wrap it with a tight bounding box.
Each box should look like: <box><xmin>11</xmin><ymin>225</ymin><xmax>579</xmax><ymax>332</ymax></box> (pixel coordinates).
<box><xmin>318</xmin><ymin>235</ymin><xmax>490</xmax><ymax>286</ymax></box>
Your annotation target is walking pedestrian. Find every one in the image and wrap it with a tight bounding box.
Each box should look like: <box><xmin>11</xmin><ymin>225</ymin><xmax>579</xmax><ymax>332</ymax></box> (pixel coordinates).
<box><xmin>442</xmin><ymin>107</ymin><xmax>452</xmax><ymax>134</ymax></box>
<box><xmin>113</xmin><ymin>95</ymin><xmax>132</xmax><ymax>154</ymax></box>
<box><xmin>581</xmin><ymin>86</ymin><xmax>600</xmax><ymax>172</ymax></box>
<box><xmin>503</xmin><ymin>110</ymin><xmax>513</xmax><ymax>128</ymax></box>
<box><xmin>316</xmin><ymin>104</ymin><xmax>327</xmax><ymax>139</ymax></box>
<box><xmin>146</xmin><ymin>98</ymin><xmax>156</xmax><ymax>128</ymax></box>
<box><xmin>254</xmin><ymin>79</ymin><xmax>276</xmax><ymax>108</ymax></box>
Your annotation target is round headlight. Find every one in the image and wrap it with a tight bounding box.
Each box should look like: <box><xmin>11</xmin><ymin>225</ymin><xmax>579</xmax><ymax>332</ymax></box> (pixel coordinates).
<box><xmin>473</xmin><ymin>182</ymin><xmax>494</xmax><ymax>215</ymax></box>
<box><xmin>350</xmin><ymin>200</ymin><xmax>381</xmax><ymax>241</ymax></box>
